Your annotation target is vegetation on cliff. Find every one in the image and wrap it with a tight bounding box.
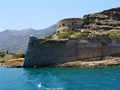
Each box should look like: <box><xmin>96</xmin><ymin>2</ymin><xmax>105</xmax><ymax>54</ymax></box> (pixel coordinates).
<box><xmin>83</xmin><ymin>18</ymin><xmax>102</xmax><ymax>25</ymax></box>
<box><xmin>0</xmin><ymin>50</ymin><xmax>8</xmax><ymax>57</ymax></box>
<box><xmin>57</xmin><ymin>30</ymin><xmax>74</xmax><ymax>39</ymax></box>
<box><xmin>83</xmin><ymin>18</ymin><xmax>96</xmax><ymax>25</ymax></box>
<box><xmin>0</xmin><ymin>52</ymin><xmax>26</xmax><ymax>63</ymax></box>
<box><xmin>107</xmin><ymin>32</ymin><xmax>120</xmax><ymax>39</ymax></box>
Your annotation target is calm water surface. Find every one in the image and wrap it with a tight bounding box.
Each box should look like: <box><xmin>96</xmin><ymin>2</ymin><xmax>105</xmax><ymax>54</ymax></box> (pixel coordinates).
<box><xmin>0</xmin><ymin>67</ymin><xmax>120</xmax><ymax>90</ymax></box>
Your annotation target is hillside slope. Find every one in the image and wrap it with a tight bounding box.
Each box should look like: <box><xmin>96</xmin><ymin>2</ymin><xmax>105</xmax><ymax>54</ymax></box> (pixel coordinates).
<box><xmin>82</xmin><ymin>7</ymin><xmax>120</xmax><ymax>31</ymax></box>
<box><xmin>0</xmin><ymin>25</ymin><xmax>56</xmax><ymax>52</ymax></box>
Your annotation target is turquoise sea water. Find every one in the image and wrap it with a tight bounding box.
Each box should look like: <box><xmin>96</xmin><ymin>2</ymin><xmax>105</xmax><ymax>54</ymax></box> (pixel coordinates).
<box><xmin>0</xmin><ymin>67</ymin><xmax>120</xmax><ymax>90</ymax></box>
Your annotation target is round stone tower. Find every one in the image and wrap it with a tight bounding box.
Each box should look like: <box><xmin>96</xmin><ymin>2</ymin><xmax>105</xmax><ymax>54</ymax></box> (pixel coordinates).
<box><xmin>56</xmin><ymin>18</ymin><xmax>82</xmax><ymax>34</ymax></box>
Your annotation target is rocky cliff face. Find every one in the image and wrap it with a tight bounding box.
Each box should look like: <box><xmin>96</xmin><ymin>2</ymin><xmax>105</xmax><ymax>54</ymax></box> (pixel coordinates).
<box><xmin>82</xmin><ymin>7</ymin><xmax>120</xmax><ymax>31</ymax></box>
<box><xmin>52</xmin><ymin>7</ymin><xmax>120</xmax><ymax>40</ymax></box>
<box><xmin>24</xmin><ymin>7</ymin><xmax>120</xmax><ymax>67</ymax></box>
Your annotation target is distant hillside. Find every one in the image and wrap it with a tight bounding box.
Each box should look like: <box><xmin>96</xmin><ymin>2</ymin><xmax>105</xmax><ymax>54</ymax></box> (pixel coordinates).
<box><xmin>0</xmin><ymin>25</ymin><xmax>56</xmax><ymax>52</ymax></box>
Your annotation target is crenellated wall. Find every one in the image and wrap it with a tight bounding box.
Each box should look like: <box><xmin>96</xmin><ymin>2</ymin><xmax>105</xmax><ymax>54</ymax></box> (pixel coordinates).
<box><xmin>24</xmin><ymin>37</ymin><xmax>120</xmax><ymax>67</ymax></box>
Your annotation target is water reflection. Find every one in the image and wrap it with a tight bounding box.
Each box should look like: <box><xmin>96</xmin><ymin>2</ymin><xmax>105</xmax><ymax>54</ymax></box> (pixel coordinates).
<box><xmin>23</xmin><ymin>68</ymin><xmax>65</xmax><ymax>90</ymax></box>
<box><xmin>0</xmin><ymin>67</ymin><xmax>120</xmax><ymax>90</ymax></box>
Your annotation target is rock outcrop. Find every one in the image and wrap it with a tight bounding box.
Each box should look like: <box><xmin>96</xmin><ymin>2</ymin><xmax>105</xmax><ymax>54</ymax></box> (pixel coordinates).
<box><xmin>57</xmin><ymin>18</ymin><xmax>82</xmax><ymax>33</ymax></box>
<box><xmin>50</xmin><ymin>7</ymin><xmax>120</xmax><ymax>40</ymax></box>
<box><xmin>82</xmin><ymin>7</ymin><xmax>120</xmax><ymax>31</ymax></box>
<box><xmin>0</xmin><ymin>58</ymin><xmax>24</xmax><ymax>67</ymax></box>
<box><xmin>24</xmin><ymin>7</ymin><xmax>120</xmax><ymax>68</ymax></box>
<box><xmin>24</xmin><ymin>36</ymin><xmax>120</xmax><ymax>67</ymax></box>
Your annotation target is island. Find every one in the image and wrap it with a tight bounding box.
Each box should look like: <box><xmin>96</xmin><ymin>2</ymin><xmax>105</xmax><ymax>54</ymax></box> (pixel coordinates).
<box><xmin>1</xmin><ymin>7</ymin><xmax>120</xmax><ymax>68</ymax></box>
<box><xmin>24</xmin><ymin>7</ymin><xmax>120</xmax><ymax>68</ymax></box>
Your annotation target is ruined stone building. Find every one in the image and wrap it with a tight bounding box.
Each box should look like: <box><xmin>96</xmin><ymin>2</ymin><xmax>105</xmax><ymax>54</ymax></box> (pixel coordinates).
<box><xmin>56</xmin><ymin>18</ymin><xmax>82</xmax><ymax>33</ymax></box>
<box><xmin>24</xmin><ymin>7</ymin><xmax>120</xmax><ymax>67</ymax></box>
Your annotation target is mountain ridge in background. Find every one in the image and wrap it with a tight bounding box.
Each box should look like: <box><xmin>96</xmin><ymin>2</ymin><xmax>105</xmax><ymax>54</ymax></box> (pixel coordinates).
<box><xmin>0</xmin><ymin>25</ymin><xmax>56</xmax><ymax>52</ymax></box>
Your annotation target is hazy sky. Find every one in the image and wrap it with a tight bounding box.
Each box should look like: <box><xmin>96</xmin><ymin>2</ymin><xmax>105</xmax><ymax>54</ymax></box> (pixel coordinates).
<box><xmin>0</xmin><ymin>0</ymin><xmax>120</xmax><ymax>31</ymax></box>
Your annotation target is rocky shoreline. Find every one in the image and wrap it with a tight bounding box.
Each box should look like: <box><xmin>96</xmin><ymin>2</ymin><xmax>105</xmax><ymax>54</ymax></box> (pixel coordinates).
<box><xmin>0</xmin><ymin>58</ymin><xmax>24</xmax><ymax>68</ymax></box>
<box><xmin>56</xmin><ymin>57</ymin><xmax>120</xmax><ymax>68</ymax></box>
<box><xmin>0</xmin><ymin>57</ymin><xmax>120</xmax><ymax>68</ymax></box>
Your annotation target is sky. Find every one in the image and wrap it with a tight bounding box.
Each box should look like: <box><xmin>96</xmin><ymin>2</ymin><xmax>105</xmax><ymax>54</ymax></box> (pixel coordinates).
<box><xmin>0</xmin><ymin>0</ymin><xmax>120</xmax><ymax>31</ymax></box>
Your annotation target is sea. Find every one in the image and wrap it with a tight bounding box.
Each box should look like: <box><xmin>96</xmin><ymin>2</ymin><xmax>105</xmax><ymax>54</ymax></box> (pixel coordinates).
<box><xmin>0</xmin><ymin>67</ymin><xmax>120</xmax><ymax>90</ymax></box>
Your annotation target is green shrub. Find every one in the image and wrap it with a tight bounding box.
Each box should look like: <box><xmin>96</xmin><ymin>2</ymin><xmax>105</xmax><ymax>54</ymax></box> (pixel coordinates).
<box><xmin>111</xmin><ymin>24</ymin><xmax>117</xmax><ymax>27</ymax></box>
<box><xmin>20</xmin><ymin>53</ymin><xmax>26</xmax><ymax>58</ymax></box>
<box><xmin>67</xmin><ymin>30</ymin><xmax>75</xmax><ymax>35</ymax></box>
<box><xmin>96</xmin><ymin>21</ymin><xmax>102</xmax><ymax>25</ymax></box>
<box><xmin>57</xmin><ymin>33</ymin><xmax>70</xmax><ymax>39</ymax></box>
<box><xmin>28</xmin><ymin>41</ymin><xmax>33</xmax><ymax>46</ymax></box>
<box><xmin>83</xmin><ymin>18</ymin><xmax>95</xmax><ymax>25</ymax></box>
<box><xmin>41</xmin><ymin>40</ymin><xmax>47</xmax><ymax>44</ymax></box>
<box><xmin>107</xmin><ymin>32</ymin><xmax>120</xmax><ymax>38</ymax></box>
<box><xmin>0</xmin><ymin>51</ymin><xmax>7</xmax><ymax>57</ymax></box>
<box><xmin>75</xmin><ymin>33</ymin><xmax>89</xmax><ymax>38</ymax></box>
<box><xmin>57</xmin><ymin>30</ymin><xmax>75</xmax><ymax>39</ymax></box>
<box><xmin>0</xmin><ymin>54</ymin><xmax>13</xmax><ymax>62</ymax></box>
<box><xmin>0</xmin><ymin>57</ymin><xmax>11</xmax><ymax>62</ymax></box>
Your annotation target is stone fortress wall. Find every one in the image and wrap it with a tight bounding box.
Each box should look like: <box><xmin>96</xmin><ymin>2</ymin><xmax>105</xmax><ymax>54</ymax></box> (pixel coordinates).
<box><xmin>24</xmin><ymin>36</ymin><xmax>120</xmax><ymax>67</ymax></box>
<box><xmin>24</xmin><ymin>8</ymin><xmax>120</xmax><ymax>67</ymax></box>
